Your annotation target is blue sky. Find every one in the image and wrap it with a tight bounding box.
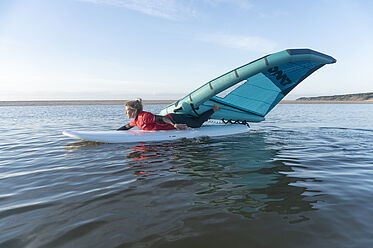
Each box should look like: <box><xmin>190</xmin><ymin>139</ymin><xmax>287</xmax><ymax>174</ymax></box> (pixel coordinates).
<box><xmin>0</xmin><ymin>0</ymin><xmax>372</xmax><ymax>100</ymax></box>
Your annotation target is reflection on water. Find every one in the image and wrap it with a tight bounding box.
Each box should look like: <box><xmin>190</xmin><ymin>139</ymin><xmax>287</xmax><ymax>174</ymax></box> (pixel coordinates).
<box><xmin>75</xmin><ymin>132</ymin><xmax>320</xmax><ymax>224</ymax></box>
<box><xmin>65</xmin><ymin>141</ymin><xmax>106</xmax><ymax>151</ymax></box>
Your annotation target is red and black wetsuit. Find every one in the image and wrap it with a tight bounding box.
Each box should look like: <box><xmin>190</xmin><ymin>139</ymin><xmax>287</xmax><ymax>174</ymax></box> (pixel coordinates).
<box><xmin>117</xmin><ymin>109</ymin><xmax>214</xmax><ymax>131</ymax></box>
<box><xmin>129</xmin><ymin>111</ymin><xmax>175</xmax><ymax>131</ymax></box>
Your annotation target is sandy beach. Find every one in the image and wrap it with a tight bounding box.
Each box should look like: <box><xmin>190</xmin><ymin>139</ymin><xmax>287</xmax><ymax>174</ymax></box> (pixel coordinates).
<box><xmin>1</xmin><ymin>100</ymin><xmax>372</xmax><ymax>107</ymax></box>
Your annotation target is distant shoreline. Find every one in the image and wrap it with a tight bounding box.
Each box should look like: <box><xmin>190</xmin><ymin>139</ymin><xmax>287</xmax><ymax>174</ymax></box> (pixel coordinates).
<box><xmin>0</xmin><ymin>100</ymin><xmax>174</xmax><ymax>107</ymax></box>
<box><xmin>297</xmin><ymin>92</ymin><xmax>373</xmax><ymax>101</ymax></box>
<box><xmin>1</xmin><ymin>100</ymin><xmax>373</xmax><ymax>107</ymax></box>
<box><xmin>280</xmin><ymin>100</ymin><xmax>373</xmax><ymax>104</ymax></box>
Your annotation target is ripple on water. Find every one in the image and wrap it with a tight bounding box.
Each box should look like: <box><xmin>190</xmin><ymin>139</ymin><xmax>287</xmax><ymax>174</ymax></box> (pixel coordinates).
<box><xmin>1</xmin><ymin>104</ymin><xmax>373</xmax><ymax>247</ymax></box>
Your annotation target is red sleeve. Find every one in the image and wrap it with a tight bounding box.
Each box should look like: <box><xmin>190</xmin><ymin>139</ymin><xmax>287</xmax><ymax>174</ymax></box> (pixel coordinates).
<box><xmin>141</xmin><ymin>112</ymin><xmax>156</xmax><ymax>124</ymax></box>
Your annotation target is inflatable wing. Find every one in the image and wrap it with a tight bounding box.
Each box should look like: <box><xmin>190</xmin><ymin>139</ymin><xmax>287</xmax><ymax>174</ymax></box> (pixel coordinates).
<box><xmin>160</xmin><ymin>49</ymin><xmax>336</xmax><ymax>122</ymax></box>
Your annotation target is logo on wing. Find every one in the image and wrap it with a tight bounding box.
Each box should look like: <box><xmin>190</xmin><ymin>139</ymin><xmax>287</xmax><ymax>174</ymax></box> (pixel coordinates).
<box><xmin>267</xmin><ymin>66</ymin><xmax>292</xmax><ymax>86</ymax></box>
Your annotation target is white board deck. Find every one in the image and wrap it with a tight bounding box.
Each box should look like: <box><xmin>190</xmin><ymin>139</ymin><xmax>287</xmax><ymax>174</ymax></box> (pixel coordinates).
<box><xmin>62</xmin><ymin>124</ymin><xmax>249</xmax><ymax>143</ymax></box>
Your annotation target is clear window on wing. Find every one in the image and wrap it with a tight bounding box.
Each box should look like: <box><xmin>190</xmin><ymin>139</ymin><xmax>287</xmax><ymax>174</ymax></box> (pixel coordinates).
<box><xmin>216</xmin><ymin>80</ymin><xmax>248</xmax><ymax>99</ymax></box>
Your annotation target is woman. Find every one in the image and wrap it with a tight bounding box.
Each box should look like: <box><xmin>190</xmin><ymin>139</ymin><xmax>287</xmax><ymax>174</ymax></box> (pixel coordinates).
<box><xmin>117</xmin><ymin>98</ymin><xmax>221</xmax><ymax>131</ymax></box>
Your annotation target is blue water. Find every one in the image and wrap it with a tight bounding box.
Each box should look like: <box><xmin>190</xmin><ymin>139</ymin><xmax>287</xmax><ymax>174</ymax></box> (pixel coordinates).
<box><xmin>1</xmin><ymin>104</ymin><xmax>373</xmax><ymax>248</ymax></box>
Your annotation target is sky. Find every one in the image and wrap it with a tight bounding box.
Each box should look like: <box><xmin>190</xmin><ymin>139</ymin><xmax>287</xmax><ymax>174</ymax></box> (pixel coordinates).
<box><xmin>0</xmin><ymin>0</ymin><xmax>372</xmax><ymax>100</ymax></box>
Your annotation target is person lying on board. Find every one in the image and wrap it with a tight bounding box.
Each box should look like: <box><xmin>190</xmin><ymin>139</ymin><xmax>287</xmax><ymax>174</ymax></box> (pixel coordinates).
<box><xmin>117</xmin><ymin>98</ymin><xmax>221</xmax><ymax>131</ymax></box>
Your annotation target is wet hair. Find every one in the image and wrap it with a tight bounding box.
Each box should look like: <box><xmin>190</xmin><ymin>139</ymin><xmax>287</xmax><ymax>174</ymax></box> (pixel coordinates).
<box><xmin>125</xmin><ymin>98</ymin><xmax>143</xmax><ymax>113</ymax></box>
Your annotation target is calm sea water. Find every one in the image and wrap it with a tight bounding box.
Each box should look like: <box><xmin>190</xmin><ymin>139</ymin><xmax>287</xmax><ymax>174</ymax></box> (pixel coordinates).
<box><xmin>1</xmin><ymin>104</ymin><xmax>373</xmax><ymax>248</ymax></box>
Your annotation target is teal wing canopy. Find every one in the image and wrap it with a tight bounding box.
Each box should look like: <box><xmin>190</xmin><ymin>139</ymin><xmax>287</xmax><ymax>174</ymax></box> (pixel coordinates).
<box><xmin>160</xmin><ymin>49</ymin><xmax>336</xmax><ymax>122</ymax></box>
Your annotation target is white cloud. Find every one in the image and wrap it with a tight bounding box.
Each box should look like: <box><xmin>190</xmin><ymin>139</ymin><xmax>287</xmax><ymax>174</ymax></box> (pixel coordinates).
<box><xmin>78</xmin><ymin>0</ymin><xmax>255</xmax><ymax>20</ymax></box>
<box><xmin>78</xmin><ymin>0</ymin><xmax>197</xmax><ymax>20</ymax></box>
<box><xmin>203</xmin><ymin>0</ymin><xmax>253</xmax><ymax>10</ymax></box>
<box><xmin>197</xmin><ymin>33</ymin><xmax>277</xmax><ymax>53</ymax></box>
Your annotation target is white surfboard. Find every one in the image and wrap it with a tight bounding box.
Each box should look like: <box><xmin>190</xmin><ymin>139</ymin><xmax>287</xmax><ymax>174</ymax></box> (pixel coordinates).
<box><xmin>62</xmin><ymin>124</ymin><xmax>249</xmax><ymax>143</ymax></box>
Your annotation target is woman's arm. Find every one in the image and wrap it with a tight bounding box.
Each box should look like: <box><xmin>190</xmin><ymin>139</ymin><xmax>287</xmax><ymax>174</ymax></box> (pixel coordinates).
<box><xmin>117</xmin><ymin>123</ymin><xmax>133</xmax><ymax>131</ymax></box>
<box><xmin>155</xmin><ymin>115</ymin><xmax>187</xmax><ymax>130</ymax></box>
<box><xmin>155</xmin><ymin>115</ymin><xmax>175</xmax><ymax>125</ymax></box>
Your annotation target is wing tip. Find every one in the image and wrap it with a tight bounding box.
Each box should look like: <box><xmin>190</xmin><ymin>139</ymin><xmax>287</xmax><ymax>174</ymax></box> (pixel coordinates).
<box><xmin>286</xmin><ymin>48</ymin><xmax>336</xmax><ymax>64</ymax></box>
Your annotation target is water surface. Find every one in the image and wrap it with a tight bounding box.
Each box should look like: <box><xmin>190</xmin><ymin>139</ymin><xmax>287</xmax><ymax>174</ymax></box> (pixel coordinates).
<box><xmin>1</xmin><ymin>104</ymin><xmax>373</xmax><ymax>248</ymax></box>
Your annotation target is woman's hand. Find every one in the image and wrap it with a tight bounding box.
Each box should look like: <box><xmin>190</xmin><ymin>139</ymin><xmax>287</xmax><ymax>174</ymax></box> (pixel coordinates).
<box><xmin>174</xmin><ymin>124</ymin><xmax>188</xmax><ymax>130</ymax></box>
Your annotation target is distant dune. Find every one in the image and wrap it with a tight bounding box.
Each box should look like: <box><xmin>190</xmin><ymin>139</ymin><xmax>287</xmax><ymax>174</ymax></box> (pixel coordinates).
<box><xmin>296</xmin><ymin>92</ymin><xmax>373</xmax><ymax>102</ymax></box>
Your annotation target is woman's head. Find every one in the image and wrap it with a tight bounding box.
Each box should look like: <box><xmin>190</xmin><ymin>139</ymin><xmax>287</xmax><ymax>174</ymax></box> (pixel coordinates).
<box><xmin>125</xmin><ymin>98</ymin><xmax>143</xmax><ymax>118</ymax></box>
